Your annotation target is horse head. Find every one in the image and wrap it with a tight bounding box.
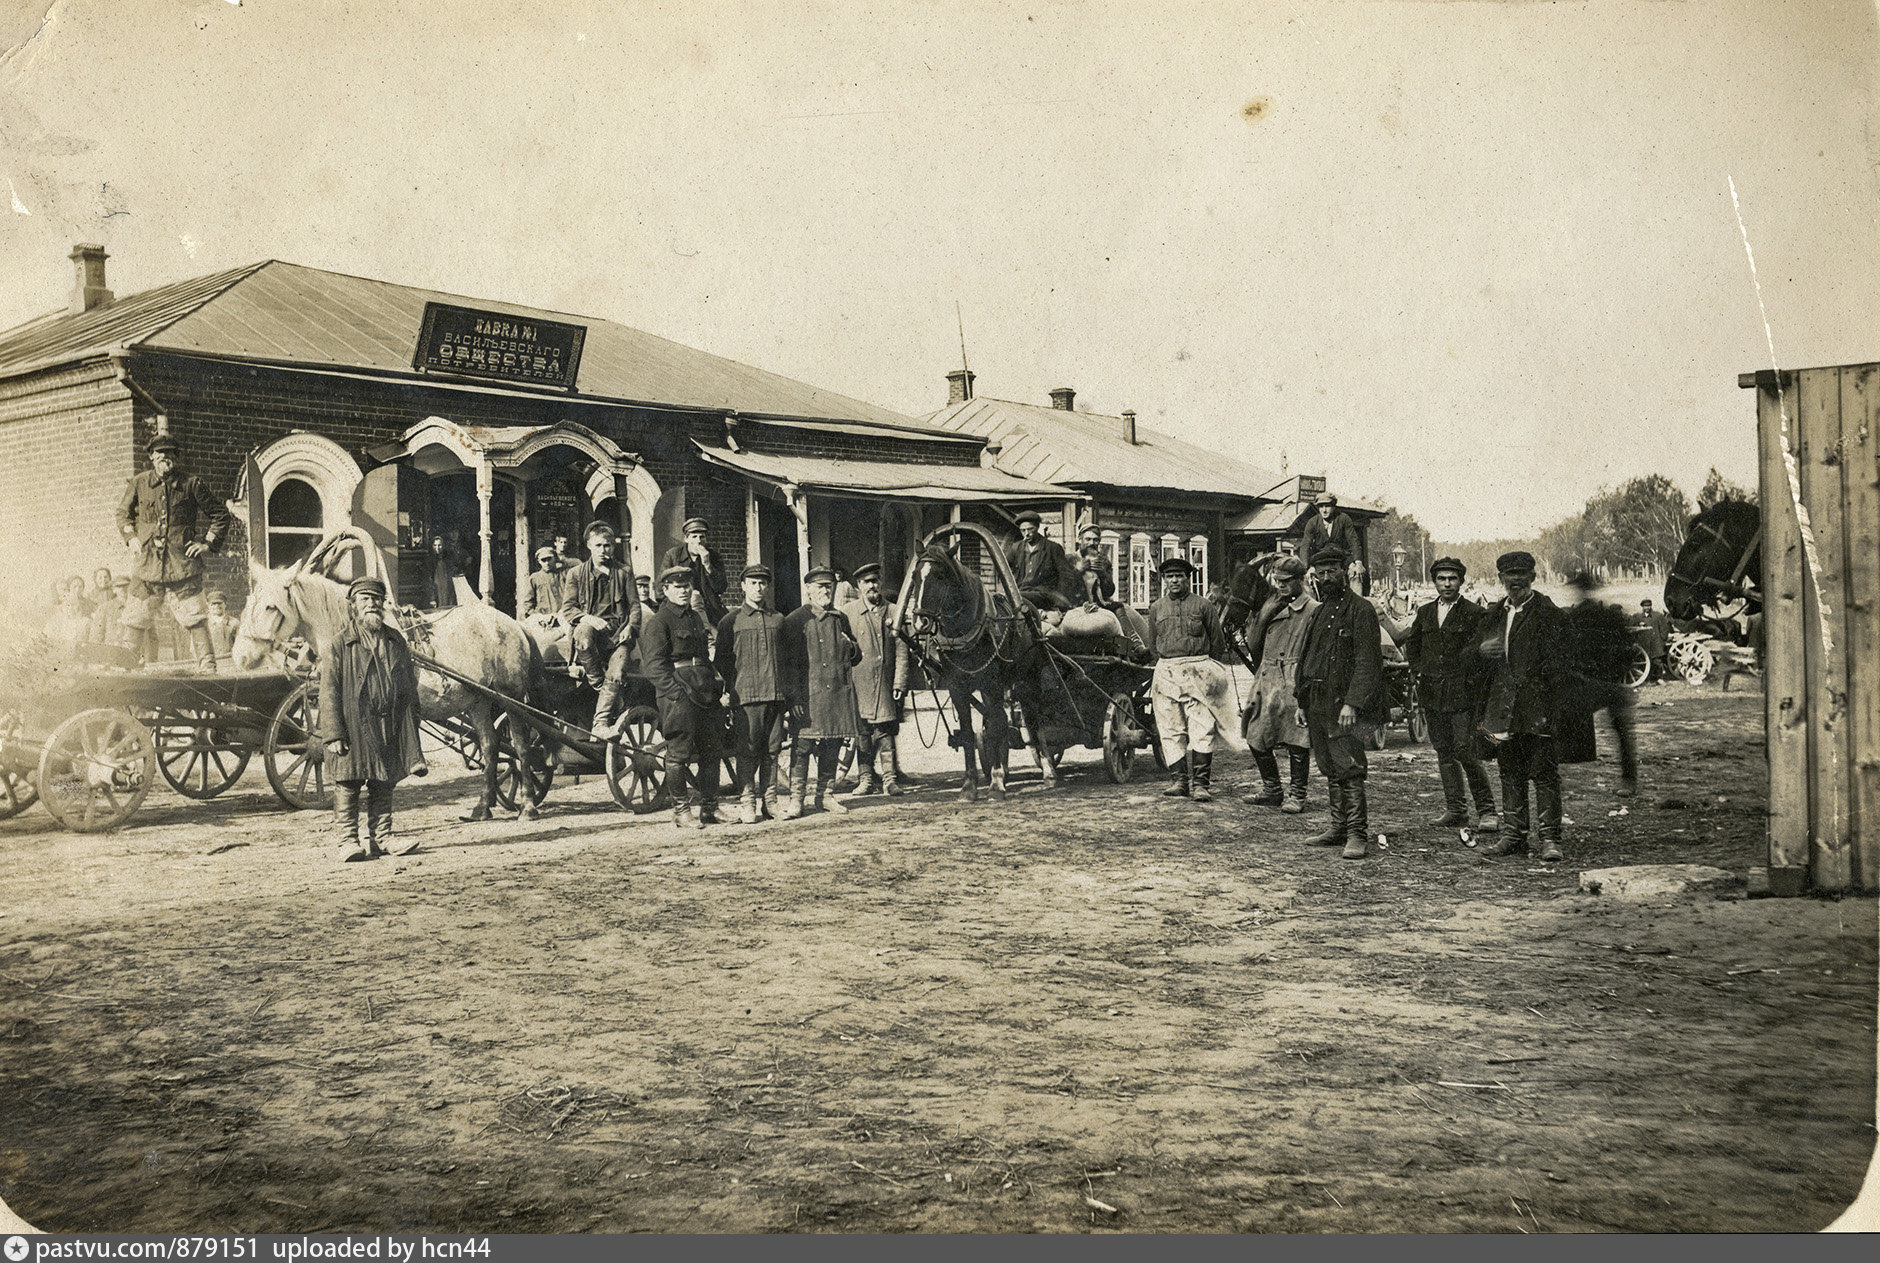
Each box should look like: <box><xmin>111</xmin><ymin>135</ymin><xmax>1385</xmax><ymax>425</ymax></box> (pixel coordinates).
<box><xmin>1221</xmin><ymin>554</ymin><xmax>1278</xmax><ymax>635</ymax></box>
<box><xmin>901</xmin><ymin>545</ymin><xmax>984</xmax><ymax>647</ymax></box>
<box><xmin>232</xmin><ymin>556</ymin><xmax>310</xmax><ymax>669</ymax></box>
<box><xmin>1664</xmin><ymin>500</ymin><xmax>1762</xmax><ymax>620</ymax></box>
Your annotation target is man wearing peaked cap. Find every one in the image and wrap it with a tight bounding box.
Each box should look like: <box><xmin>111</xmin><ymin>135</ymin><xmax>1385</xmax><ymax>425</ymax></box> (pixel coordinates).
<box><xmin>661</xmin><ymin>516</ymin><xmax>729</xmax><ymax>629</ymax></box>
<box><xmin>562</xmin><ymin>520</ymin><xmax>642</xmax><ymax>739</ymax></box>
<box><xmin>1145</xmin><ymin>554</ymin><xmax>1244</xmax><ymax>803</ymax></box>
<box><xmin>642</xmin><ymin>564</ymin><xmax>725</xmax><ymax>829</ymax></box>
<box><xmin>1242</xmin><ymin>554</ymin><xmax>1316</xmax><ymax>814</ymax></box>
<box><xmin>1388</xmin><ymin>555</ymin><xmax>1499</xmax><ymax>832</ymax></box>
<box><xmin>1477</xmin><ymin>547</ymin><xmax>1568</xmax><ymax>861</ymax></box>
<box><xmin>779</xmin><ymin>565</ymin><xmax>862</xmax><ymax>817</ymax></box>
<box><xmin>715</xmin><ymin>562</ymin><xmax>789</xmax><ymax>823</ymax></box>
<box><xmin>1294</xmin><ymin>543</ymin><xmax>1386</xmax><ymax>858</ymax></box>
<box><xmin>1299</xmin><ymin>493</ymin><xmax>1364</xmax><ymax>592</ymax></box>
<box><xmin>114</xmin><ymin>433</ymin><xmax>230</xmax><ymax>671</ymax></box>
<box><xmin>318</xmin><ymin>573</ymin><xmax>427</xmax><ymax>862</ymax></box>
<box><xmin>841</xmin><ymin>561</ymin><xmax>911</xmax><ymax>797</ymax></box>
<box><xmin>1002</xmin><ymin>508</ymin><xmax>1072</xmax><ymax>616</ymax></box>
<box><xmin>522</xmin><ymin>542</ymin><xmax>569</xmax><ymax>623</ymax></box>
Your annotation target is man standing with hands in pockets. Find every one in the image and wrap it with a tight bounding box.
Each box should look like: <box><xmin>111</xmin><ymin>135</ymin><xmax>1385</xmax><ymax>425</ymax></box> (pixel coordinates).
<box><xmin>1293</xmin><ymin>548</ymin><xmax>1386</xmax><ymax>859</ymax></box>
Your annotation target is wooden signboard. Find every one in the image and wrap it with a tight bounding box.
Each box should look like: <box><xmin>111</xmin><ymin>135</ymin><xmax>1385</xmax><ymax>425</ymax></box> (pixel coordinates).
<box><xmin>412</xmin><ymin>302</ymin><xmax>586</xmax><ymax>390</ymax></box>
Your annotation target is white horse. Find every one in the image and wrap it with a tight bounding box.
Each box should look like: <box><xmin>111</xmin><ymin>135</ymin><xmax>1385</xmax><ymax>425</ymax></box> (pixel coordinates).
<box><xmin>231</xmin><ymin>541</ymin><xmax>543</xmax><ymax>822</ymax></box>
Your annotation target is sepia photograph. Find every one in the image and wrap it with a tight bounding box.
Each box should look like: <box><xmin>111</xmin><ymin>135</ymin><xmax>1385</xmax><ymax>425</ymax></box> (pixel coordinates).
<box><xmin>0</xmin><ymin>0</ymin><xmax>1875</xmax><ymax>1236</ymax></box>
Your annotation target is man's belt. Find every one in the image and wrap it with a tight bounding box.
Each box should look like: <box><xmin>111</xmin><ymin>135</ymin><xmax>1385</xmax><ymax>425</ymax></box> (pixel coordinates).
<box><xmin>672</xmin><ymin>656</ymin><xmax>707</xmax><ymax>667</ymax></box>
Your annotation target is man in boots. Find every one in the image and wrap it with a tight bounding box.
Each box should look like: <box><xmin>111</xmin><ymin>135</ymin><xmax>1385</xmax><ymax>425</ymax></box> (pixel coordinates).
<box><xmin>1390</xmin><ymin>557</ymin><xmax>1499</xmax><ymax>830</ymax></box>
<box><xmin>840</xmin><ymin>562</ymin><xmax>910</xmax><ymax>796</ymax></box>
<box><xmin>1478</xmin><ymin>551</ymin><xmax>1567</xmax><ymax>862</ymax></box>
<box><xmin>1293</xmin><ymin>548</ymin><xmax>1386</xmax><ymax>859</ymax></box>
<box><xmin>114</xmin><ymin>434</ymin><xmax>229</xmax><ymax>670</ymax></box>
<box><xmin>1562</xmin><ymin>572</ymin><xmax>1640</xmax><ymax>796</ymax></box>
<box><xmin>715</xmin><ymin>564</ymin><xmax>790</xmax><ymax>823</ymax></box>
<box><xmin>1242</xmin><ymin>556</ymin><xmax>1316</xmax><ymax>813</ymax></box>
<box><xmin>318</xmin><ymin>578</ymin><xmax>428</xmax><ymax>861</ymax></box>
<box><xmin>562</xmin><ymin>521</ymin><xmax>641</xmax><ymax>739</ymax></box>
<box><xmin>1146</xmin><ymin>556</ymin><xmax>1238</xmax><ymax>804</ymax></box>
<box><xmin>642</xmin><ymin>566</ymin><xmax>725</xmax><ymax>829</ymax></box>
<box><xmin>780</xmin><ymin>566</ymin><xmax>861</xmax><ymax>818</ymax></box>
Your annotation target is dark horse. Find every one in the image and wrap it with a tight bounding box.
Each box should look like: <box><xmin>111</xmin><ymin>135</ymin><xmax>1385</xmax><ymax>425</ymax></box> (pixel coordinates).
<box><xmin>1219</xmin><ymin>552</ymin><xmax>1280</xmax><ymax>668</ymax></box>
<box><xmin>1664</xmin><ymin>499</ymin><xmax>1762</xmax><ymax>624</ymax></box>
<box><xmin>896</xmin><ymin>528</ymin><xmax>1059</xmax><ymax>801</ymax></box>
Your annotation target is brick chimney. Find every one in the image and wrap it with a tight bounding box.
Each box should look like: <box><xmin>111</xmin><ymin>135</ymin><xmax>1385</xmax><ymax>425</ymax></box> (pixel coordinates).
<box><xmin>1121</xmin><ymin>410</ymin><xmax>1137</xmax><ymax>445</ymax></box>
<box><xmin>1049</xmin><ymin>386</ymin><xmax>1075</xmax><ymax>411</ymax></box>
<box><xmin>946</xmin><ymin>367</ymin><xmax>975</xmax><ymax>405</ymax></box>
<box><xmin>69</xmin><ymin>244</ymin><xmax>112</xmax><ymax>314</ymax></box>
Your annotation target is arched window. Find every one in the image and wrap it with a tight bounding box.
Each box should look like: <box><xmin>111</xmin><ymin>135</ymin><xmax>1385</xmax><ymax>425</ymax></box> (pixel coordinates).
<box><xmin>267</xmin><ymin>477</ymin><xmax>323</xmax><ymax>568</ymax></box>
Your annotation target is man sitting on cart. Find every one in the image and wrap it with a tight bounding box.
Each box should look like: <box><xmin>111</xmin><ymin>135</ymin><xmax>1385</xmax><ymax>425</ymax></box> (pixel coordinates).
<box><xmin>562</xmin><ymin>520</ymin><xmax>642</xmax><ymax>740</ymax></box>
<box><xmin>114</xmin><ymin>434</ymin><xmax>229</xmax><ymax>671</ymax></box>
<box><xmin>1001</xmin><ymin>510</ymin><xmax>1073</xmax><ymax>619</ymax></box>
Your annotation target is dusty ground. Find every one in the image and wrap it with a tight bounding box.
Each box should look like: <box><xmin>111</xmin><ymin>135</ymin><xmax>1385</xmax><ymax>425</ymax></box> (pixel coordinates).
<box><xmin>0</xmin><ymin>681</ymin><xmax>1873</xmax><ymax>1233</ymax></box>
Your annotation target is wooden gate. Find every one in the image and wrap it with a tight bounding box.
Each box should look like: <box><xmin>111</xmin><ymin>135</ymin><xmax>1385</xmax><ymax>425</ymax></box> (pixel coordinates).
<box><xmin>1742</xmin><ymin>363</ymin><xmax>1879</xmax><ymax>893</ymax></box>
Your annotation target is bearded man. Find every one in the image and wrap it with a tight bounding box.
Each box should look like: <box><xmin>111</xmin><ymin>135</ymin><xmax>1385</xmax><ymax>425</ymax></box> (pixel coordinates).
<box><xmin>318</xmin><ymin>577</ymin><xmax>428</xmax><ymax>862</ymax></box>
<box><xmin>1293</xmin><ymin>548</ymin><xmax>1386</xmax><ymax>859</ymax></box>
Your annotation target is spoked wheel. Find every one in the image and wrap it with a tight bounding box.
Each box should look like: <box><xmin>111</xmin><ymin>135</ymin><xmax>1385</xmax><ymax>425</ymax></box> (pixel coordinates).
<box><xmin>1625</xmin><ymin>644</ymin><xmax>1653</xmax><ymax>688</ymax></box>
<box><xmin>0</xmin><ymin>712</ymin><xmax>39</xmax><ymax>821</ymax></box>
<box><xmin>1101</xmin><ymin>694</ymin><xmax>1148</xmax><ymax>784</ymax></box>
<box><xmin>1368</xmin><ymin>723</ymin><xmax>1389</xmax><ymax>751</ymax></box>
<box><xmin>605</xmin><ymin>705</ymin><xmax>670</xmax><ymax>813</ymax></box>
<box><xmin>150</xmin><ymin>708</ymin><xmax>251</xmax><ymax>799</ymax></box>
<box><xmin>1408</xmin><ymin>705</ymin><xmax>1430</xmax><ymax>745</ymax></box>
<box><xmin>264</xmin><ymin>681</ymin><xmax>333</xmax><ymax>811</ymax></box>
<box><xmin>491</xmin><ymin>711</ymin><xmax>555</xmax><ymax>812</ymax></box>
<box><xmin>1673</xmin><ymin>639</ymin><xmax>1714</xmax><ymax>685</ymax></box>
<box><xmin>36</xmin><ymin>708</ymin><xmax>154</xmax><ymax>832</ymax></box>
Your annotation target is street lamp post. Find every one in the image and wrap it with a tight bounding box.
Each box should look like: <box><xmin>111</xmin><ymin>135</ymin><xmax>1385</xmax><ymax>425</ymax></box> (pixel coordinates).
<box><xmin>1391</xmin><ymin>542</ymin><xmax>1407</xmax><ymax>593</ymax></box>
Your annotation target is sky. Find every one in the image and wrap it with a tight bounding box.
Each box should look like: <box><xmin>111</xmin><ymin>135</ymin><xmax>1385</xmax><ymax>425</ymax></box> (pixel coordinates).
<box><xmin>2</xmin><ymin>0</ymin><xmax>1876</xmax><ymax>542</ymax></box>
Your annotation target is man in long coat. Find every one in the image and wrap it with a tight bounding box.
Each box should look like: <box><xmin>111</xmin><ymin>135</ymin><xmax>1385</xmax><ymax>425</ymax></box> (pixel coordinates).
<box><xmin>840</xmin><ymin>562</ymin><xmax>911</xmax><ymax>797</ymax></box>
<box><xmin>1478</xmin><ymin>551</ymin><xmax>1568</xmax><ymax>861</ymax></box>
<box><xmin>317</xmin><ymin>577</ymin><xmax>428</xmax><ymax>862</ymax></box>
<box><xmin>1293</xmin><ymin>547</ymin><xmax>1386</xmax><ymax>859</ymax></box>
<box><xmin>562</xmin><ymin>521</ymin><xmax>642</xmax><ymax>739</ymax></box>
<box><xmin>1242</xmin><ymin>556</ymin><xmax>1317</xmax><ymax>813</ymax></box>
<box><xmin>1563</xmin><ymin>572</ymin><xmax>1639</xmax><ymax>795</ymax></box>
<box><xmin>715</xmin><ymin>564</ymin><xmax>790</xmax><ymax>824</ymax></box>
<box><xmin>1393</xmin><ymin>556</ymin><xmax>1499</xmax><ymax>829</ymax></box>
<box><xmin>642</xmin><ymin>566</ymin><xmax>725</xmax><ymax>829</ymax></box>
<box><xmin>780</xmin><ymin>566</ymin><xmax>861</xmax><ymax>818</ymax></box>
<box><xmin>660</xmin><ymin>516</ymin><xmax>730</xmax><ymax>630</ymax></box>
<box><xmin>114</xmin><ymin>434</ymin><xmax>229</xmax><ymax>670</ymax></box>
<box><xmin>1001</xmin><ymin>510</ymin><xmax>1073</xmax><ymax>613</ymax></box>
<box><xmin>1146</xmin><ymin>556</ymin><xmax>1244</xmax><ymax>803</ymax></box>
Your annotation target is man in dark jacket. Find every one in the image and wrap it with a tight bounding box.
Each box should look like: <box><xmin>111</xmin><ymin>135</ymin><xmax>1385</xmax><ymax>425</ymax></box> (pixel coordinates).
<box><xmin>1392</xmin><ymin>557</ymin><xmax>1499</xmax><ymax>830</ymax></box>
<box><xmin>715</xmin><ymin>564</ymin><xmax>790</xmax><ymax>824</ymax></box>
<box><xmin>780</xmin><ymin>566</ymin><xmax>862</xmax><ymax>818</ymax></box>
<box><xmin>114</xmin><ymin>434</ymin><xmax>229</xmax><ymax>670</ymax></box>
<box><xmin>660</xmin><ymin>517</ymin><xmax>729</xmax><ymax>629</ymax></box>
<box><xmin>1478</xmin><ymin>551</ymin><xmax>1567</xmax><ymax>861</ymax></box>
<box><xmin>1563</xmin><ymin>572</ymin><xmax>1640</xmax><ymax>795</ymax></box>
<box><xmin>840</xmin><ymin>562</ymin><xmax>911</xmax><ymax>796</ymax></box>
<box><xmin>1298</xmin><ymin>494</ymin><xmax>1365</xmax><ymax>593</ymax></box>
<box><xmin>317</xmin><ymin>578</ymin><xmax>428</xmax><ymax>861</ymax></box>
<box><xmin>1001</xmin><ymin>510</ymin><xmax>1072</xmax><ymax>613</ymax></box>
<box><xmin>642</xmin><ymin>566</ymin><xmax>725</xmax><ymax>830</ymax></box>
<box><xmin>1293</xmin><ymin>547</ymin><xmax>1386</xmax><ymax>859</ymax></box>
<box><xmin>562</xmin><ymin>521</ymin><xmax>642</xmax><ymax>739</ymax></box>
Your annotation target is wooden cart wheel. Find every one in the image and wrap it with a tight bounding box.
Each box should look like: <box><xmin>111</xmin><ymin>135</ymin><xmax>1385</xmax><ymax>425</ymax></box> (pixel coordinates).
<box><xmin>1369</xmin><ymin>723</ymin><xmax>1389</xmax><ymax>751</ymax></box>
<box><xmin>264</xmin><ymin>681</ymin><xmax>333</xmax><ymax>811</ymax></box>
<box><xmin>151</xmin><ymin>707</ymin><xmax>251</xmax><ymax>799</ymax></box>
<box><xmin>1673</xmin><ymin>639</ymin><xmax>1714</xmax><ymax>685</ymax></box>
<box><xmin>36</xmin><ymin>708</ymin><xmax>154</xmax><ymax>833</ymax></box>
<box><xmin>604</xmin><ymin>705</ymin><xmax>670</xmax><ymax>813</ymax></box>
<box><xmin>491</xmin><ymin>711</ymin><xmax>555</xmax><ymax>812</ymax></box>
<box><xmin>1625</xmin><ymin>644</ymin><xmax>1653</xmax><ymax>688</ymax></box>
<box><xmin>0</xmin><ymin>712</ymin><xmax>39</xmax><ymax>821</ymax></box>
<box><xmin>1408</xmin><ymin>705</ymin><xmax>1430</xmax><ymax>745</ymax></box>
<box><xmin>1101</xmin><ymin>694</ymin><xmax>1143</xmax><ymax>784</ymax></box>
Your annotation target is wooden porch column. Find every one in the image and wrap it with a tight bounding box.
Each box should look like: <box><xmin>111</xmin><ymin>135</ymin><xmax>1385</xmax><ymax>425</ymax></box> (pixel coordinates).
<box><xmin>512</xmin><ymin>479</ymin><xmax>531</xmax><ymax>613</ymax></box>
<box><xmin>475</xmin><ymin>458</ymin><xmax>495</xmax><ymax>606</ymax></box>
<box><xmin>788</xmin><ymin>486</ymin><xmax>812</xmax><ymax>588</ymax></box>
<box><xmin>746</xmin><ymin>486</ymin><xmax>762</xmax><ymax>565</ymax></box>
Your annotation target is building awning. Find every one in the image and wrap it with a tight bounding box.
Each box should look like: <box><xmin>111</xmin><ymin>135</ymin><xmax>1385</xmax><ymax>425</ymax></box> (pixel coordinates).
<box><xmin>693</xmin><ymin>442</ymin><xmax>1080</xmax><ymax>503</ymax></box>
<box><xmin>1227</xmin><ymin>496</ymin><xmax>1389</xmax><ymax>534</ymax></box>
<box><xmin>365</xmin><ymin>417</ymin><xmax>641</xmax><ymax>480</ymax></box>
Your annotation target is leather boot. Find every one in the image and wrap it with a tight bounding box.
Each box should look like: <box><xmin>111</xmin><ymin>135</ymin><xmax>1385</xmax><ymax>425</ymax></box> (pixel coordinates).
<box><xmin>591</xmin><ymin>680</ymin><xmax>625</xmax><ymax>741</ymax></box>
<box><xmin>781</xmin><ymin>757</ymin><xmax>808</xmax><ymax>820</ymax></box>
<box><xmin>1162</xmin><ymin>752</ymin><xmax>1191</xmax><ymax>797</ymax></box>
<box><xmin>817</xmin><ymin>779</ymin><xmax>849</xmax><ymax>814</ymax></box>
<box><xmin>880</xmin><ymin>735</ymin><xmax>901</xmax><ymax>796</ymax></box>
<box><xmin>737</xmin><ymin>791</ymin><xmax>758</xmax><ymax>825</ymax></box>
<box><xmin>1283</xmin><ymin>747</ymin><xmax>1311</xmax><ymax>814</ymax></box>
<box><xmin>334</xmin><ymin>784</ymin><xmax>369</xmax><ymax>862</ymax></box>
<box><xmin>1307</xmin><ymin>781</ymin><xmax>1346</xmax><ymax>846</ymax></box>
<box><xmin>1341</xmin><ymin>780</ymin><xmax>1370</xmax><ymax>859</ymax></box>
<box><xmin>1190</xmin><ymin>752</ymin><xmax>1213</xmax><ymax>803</ymax></box>
<box><xmin>364</xmin><ymin>780</ymin><xmax>399</xmax><ymax>856</ymax></box>
<box><xmin>1245</xmin><ymin>776</ymin><xmax>1284</xmax><ymax>807</ymax></box>
<box><xmin>761</xmin><ymin>758</ymin><xmax>781</xmax><ymax>819</ymax></box>
<box><xmin>1431</xmin><ymin>760</ymin><xmax>1468</xmax><ymax>827</ymax></box>
<box><xmin>670</xmin><ymin>765</ymin><xmax>697</xmax><ymax>830</ymax></box>
<box><xmin>695</xmin><ymin>757</ymin><xmax>720</xmax><ymax>824</ymax></box>
<box><xmin>187</xmin><ymin>624</ymin><xmax>218</xmax><ymax>673</ymax></box>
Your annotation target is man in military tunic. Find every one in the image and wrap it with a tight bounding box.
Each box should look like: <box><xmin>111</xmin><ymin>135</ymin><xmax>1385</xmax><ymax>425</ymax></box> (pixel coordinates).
<box><xmin>114</xmin><ymin>435</ymin><xmax>229</xmax><ymax>670</ymax></box>
<box><xmin>715</xmin><ymin>564</ymin><xmax>790</xmax><ymax>824</ymax></box>
<box><xmin>1391</xmin><ymin>557</ymin><xmax>1499</xmax><ymax>829</ymax></box>
<box><xmin>317</xmin><ymin>578</ymin><xmax>428</xmax><ymax>862</ymax></box>
<box><xmin>1146</xmin><ymin>556</ymin><xmax>1243</xmax><ymax>803</ymax></box>
<box><xmin>780</xmin><ymin>566</ymin><xmax>862</xmax><ymax>818</ymax></box>
<box><xmin>642</xmin><ymin>566</ymin><xmax>726</xmax><ymax>830</ymax></box>
<box><xmin>840</xmin><ymin>562</ymin><xmax>910</xmax><ymax>796</ymax></box>
<box><xmin>1293</xmin><ymin>547</ymin><xmax>1387</xmax><ymax>859</ymax></box>
<box><xmin>562</xmin><ymin>521</ymin><xmax>642</xmax><ymax>739</ymax></box>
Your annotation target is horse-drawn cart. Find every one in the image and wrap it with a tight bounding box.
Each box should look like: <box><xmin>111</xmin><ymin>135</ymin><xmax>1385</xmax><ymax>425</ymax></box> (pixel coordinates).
<box><xmin>1031</xmin><ymin>645</ymin><xmax>1163</xmax><ymax>782</ymax></box>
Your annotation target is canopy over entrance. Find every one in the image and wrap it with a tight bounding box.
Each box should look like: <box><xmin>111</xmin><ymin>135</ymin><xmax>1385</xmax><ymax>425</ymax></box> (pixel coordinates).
<box><xmin>692</xmin><ymin>442</ymin><xmax>1077</xmax><ymax>503</ymax></box>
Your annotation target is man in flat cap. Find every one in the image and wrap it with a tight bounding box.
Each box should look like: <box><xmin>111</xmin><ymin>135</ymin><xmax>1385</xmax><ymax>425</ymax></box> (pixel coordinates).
<box><xmin>114</xmin><ymin>434</ymin><xmax>229</xmax><ymax>670</ymax></box>
<box><xmin>1390</xmin><ymin>557</ymin><xmax>1499</xmax><ymax>830</ymax></box>
<box><xmin>841</xmin><ymin>561</ymin><xmax>911</xmax><ymax>796</ymax></box>
<box><xmin>1294</xmin><ymin>547</ymin><xmax>1386</xmax><ymax>858</ymax></box>
<box><xmin>780</xmin><ymin>565</ymin><xmax>862</xmax><ymax>817</ymax></box>
<box><xmin>661</xmin><ymin>517</ymin><xmax>729</xmax><ymax>630</ymax></box>
<box><xmin>1298</xmin><ymin>492</ymin><xmax>1364</xmax><ymax>592</ymax></box>
<box><xmin>642</xmin><ymin>565</ymin><xmax>726</xmax><ymax>829</ymax></box>
<box><xmin>1478</xmin><ymin>551</ymin><xmax>1568</xmax><ymax>861</ymax></box>
<box><xmin>317</xmin><ymin>576</ymin><xmax>428</xmax><ymax>861</ymax></box>
<box><xmin>562</xmin><ymin>520</ymin><xmax>642</xmax><ymax>739</ymax></box>
<box><xmin>715</xmin><ymin>563</ymin><xmax>790</xmax><ymax>823</ymax></box>
<box><xmin>1001</xmin><ymin>510</ymin><xmax>1073</xmax><ymax>616</ymax></box>
<box><xmin>521</xmin><ymin>543</ymin><xmax>568</xmax><ymax>625</ymax></box>
<box><xmin>1147</xmin><ymin>555</ymin><xmax>1243</xmax><ymax>802</ymax></box>
<box><xmin>1242</xmin><ymin>555</ymin><xmax>1317</xmax><ymax>813</ymax></box>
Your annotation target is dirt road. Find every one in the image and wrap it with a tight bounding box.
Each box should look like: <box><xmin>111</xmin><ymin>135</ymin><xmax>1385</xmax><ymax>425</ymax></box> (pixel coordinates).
<box><xmin>1</xmin><ymin>685</ymin><xmax>1872</xmax><ymax>1232</ymax></box>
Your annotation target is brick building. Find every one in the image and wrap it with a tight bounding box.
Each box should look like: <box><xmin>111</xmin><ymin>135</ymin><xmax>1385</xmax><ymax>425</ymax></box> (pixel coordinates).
<box><xmin>922</xmin><ymin>372</ymin><xmax>1285</xmax><ymax>606</ymax></box>
<box><xmin>0</xmin><ymin>247</ymin><xmax>1068</xmax><ymax>628</ymax></box>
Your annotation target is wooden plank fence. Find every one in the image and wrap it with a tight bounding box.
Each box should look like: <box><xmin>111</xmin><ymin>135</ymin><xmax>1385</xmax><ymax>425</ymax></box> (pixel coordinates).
<box><xmin>1742</xmin><ymin>363</ymin><xmax>1880</xmax><ymax>893</ymax></box>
